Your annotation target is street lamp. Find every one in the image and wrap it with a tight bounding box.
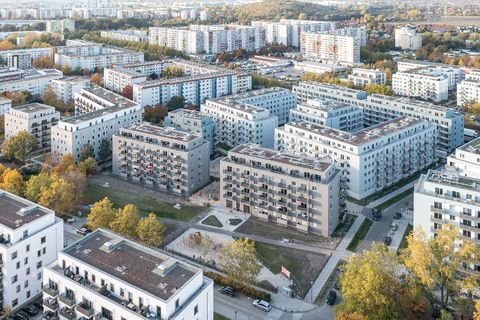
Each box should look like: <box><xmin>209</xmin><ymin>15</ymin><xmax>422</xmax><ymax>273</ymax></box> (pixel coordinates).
<box><xmin>234</xmin><ymin>311</ymin><xmax>237</xmax><ymax>320</ymax></box>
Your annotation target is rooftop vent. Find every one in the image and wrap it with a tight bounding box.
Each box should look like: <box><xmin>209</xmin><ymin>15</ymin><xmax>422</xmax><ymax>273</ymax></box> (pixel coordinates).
<box><xmin>153</xmin><ymin>259</ymin><xmax>177</xmax><ymax>277</ymax></box>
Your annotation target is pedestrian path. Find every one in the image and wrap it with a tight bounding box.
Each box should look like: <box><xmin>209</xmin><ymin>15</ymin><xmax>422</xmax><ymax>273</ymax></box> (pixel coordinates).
<box><xmin>304</xmin><ymin>214</ymin><xmax>365</xmax><ymax>303</ymax></box>
<box><xmin>367</xmin><ymin>181</ymin><xmax>416</xmax><ymax>209</ymax></box>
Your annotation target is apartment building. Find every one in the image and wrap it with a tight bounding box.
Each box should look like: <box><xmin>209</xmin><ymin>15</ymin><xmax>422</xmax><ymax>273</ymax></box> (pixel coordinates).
<box><xmin>0</xmin><ymin>68</ymin><xmax>63</xmax><ymax>97</ymax></box>
<box><xmin>0</xmin><ymin>47</ymin><xmax>54</xmax><ymax>70</ymax></box>
<box><xmin>220</xmin><ymin>144</ymin><xmax>342</xmax><ymax>236</ymax></box>
<box><xmin>292</xmin><ymin>81</ymin><xmax>464</xmax><ymax>158</ymax></box>
<box><xmin>54</xmin><ymin>43</ymin><xmax>144</xmax><ymax>71</ymax></box>
<box><xmin>348</xmin><ymin>68</ymin><xmax>386</xmax><ymax>86</ymax></box>
<box><xmin>457</xmin><ymin>70</ymin><xmax>480</xmax><ymax>106</ymax></box>
<box><xmin>164</xmin><ymin>109</ymin><xmax>215</xmax><ymax>155</ymax></box>
<box><xmin>104</xmin><ymin>61</ymin><xmax>165</xmax><ymax>93</ymax></box>
<box><xmin>397</xmin><ymin>61</ymin><xmax>464</xmax><ymax>90</ymax></box>
<box><xmin>45</xmin><ymin>19</ymin><xmax>75</xmax><ymax>34</ymax></box>
<box><xmin>394</xmin><ymin>26</ymin><xmax>422</xmax><ymax>51</ymax></box>
<box><xmin>276</xmin><ymin>117</ymin><xmax>437</xmax><ymax>200</ymax></box>
<box><xmin>112</xmin><ymin>124</ymin><xmax>210</xmax><ymax>196</ymax></box>
<box><xmin>392</xmin><ymin>70</ymin><xmax>449</xmax><ymax>102</ymax></box>
<box><xmin>251</xmin><ymin>19</ymin><xmax>334</xmax><ymax>48</ymax></box>
<box><xmin>100</xmin><ymin>30</ymin><xmax>149</xmax><ymax>42</ymax></box>
<box><xmin>5</xmin><ymin>103</ymin><xmax>60</xmax><ymax>149</ymax></box>
<box><xmin>51</xmin><ymin>76</ymin><xmax>91</xmax><ymax>103</ymax></box>
<box><xmin>0</xmin><ymin>97</ymin><xmax>12</xmax><ymax>116</ymax></box>
<box><xmin>132</xmin><ymin>72</ymin><xmax>252</xmax><ymax>107</ymax></box>
<box><xmin>51</xmin><ymin>87</ymin><xmax>143</xmax><ymax>163</ymax></box>
<box><xmin>289</xmin><ymin>99</ymin><xmax>363</xmax><ymax>132</ymax></box>
<box><xmin>42</xmin><ymin>229</ymin><xmax>214</xmax><ymax>320</ymax></box>
<box><xmin>0</xmin><ymin>189</ymin><xmax>63</xmax><ymax>312</ymax></box>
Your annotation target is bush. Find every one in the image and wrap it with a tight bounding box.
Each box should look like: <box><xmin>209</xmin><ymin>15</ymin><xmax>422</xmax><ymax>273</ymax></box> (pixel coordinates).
<box><xmin>205</xmin><ymin>271</ymin><xmax>271</xmax><ymax>302</ymax></box>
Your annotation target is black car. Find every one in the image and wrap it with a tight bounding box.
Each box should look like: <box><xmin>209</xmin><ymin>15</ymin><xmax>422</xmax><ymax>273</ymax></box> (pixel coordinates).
<box><xmin>32</xmin><ymin>301</ymin><xmax>43</xmax><ymax>310</ymax></box>
<box><xmin>13</xmin><ymin>312</ymin><xmax>29</xmax><ymax>320</ymax></box>
<box><xmin>326</xmin><ymin>290</ymin><xmax>337</xmax><ymax>305</ymax></box>
<box><xmin>384</xmin><ymin>236</ymin><xmax>392</xmax><ymax>246</ymax></box>
<box><xmin>394</xmin><ymin>212</ymin><xmax>402</xmax><ymax>219</ymax></box>
<box><xmin>22</xmin><ymin>305</ymin><xmax>39</xmax><ymax>316</ymax></box>
<box><xmin>219</xmin><ymin>286</ymin><xmax>236</xmax><ymax>297</ymax></box>
<box><xmin>372</xmin><ymin>209</ymin><xmax>382</xmax><ymax>221</ymax></box>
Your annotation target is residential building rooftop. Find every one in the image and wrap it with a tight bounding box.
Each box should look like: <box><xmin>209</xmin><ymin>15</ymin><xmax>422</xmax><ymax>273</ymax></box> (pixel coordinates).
<box><xmin>120</xmin><ymin>123</ymin><xmax>200</xmax><ymax>143</ymax></box>
<box><xmin>457</xmin><ymin>137</ymin><xmax>480</xmax><ymax>155</ymax></box>
<box><xmin>0</xmin><ymin>190</ymin><xmax>50</xmax><ymax>230</ymax></box>
<box><xmin>11</xmin><ymin>102</ymin><xmax>53</xmax><ymax>113</ymax></box>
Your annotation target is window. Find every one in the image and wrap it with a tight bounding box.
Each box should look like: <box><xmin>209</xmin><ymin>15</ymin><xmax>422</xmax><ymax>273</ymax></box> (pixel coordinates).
<box><xmin>26</xmin><ymin>291</ymin><xmax>30</xmax><ymax>298</ymax></box>
<box><xmin>12</xmin><ymin>299</ymin><xmax>18</xmax><ymax>307</ymax></box>
<box><xmin>16</xmin><ymin>285</ymin><xmax>20</xmax><ymax>293</ymax></box>
<box><xmin>16</xmin><ymin>261</ymin><xmax>20</xmax><ymax>269</ymax></box>
<box><xmin>37</xmin><ymin>261</ymin><xmax>42</xmax><ymax>269</ymax></box>
<box><xmin>41</xmin><ymin>236</ymin><xmax>46</xmax><ymax>244</ymax></box>
<box><xmin>26</xmin><ymin>268</ymin><xmax>30</xmax><ymax>275</ymax></box>
<box><xmin>194</xmin><ymin>305</ymin><xmax>199</xmax><ymax>315</ymax></box>
<box><xmin>24</xmin><ymin>280</ymin><xmax>28</xmax><ymax>288</ymax></box>
<box><xmin>37</xmin><ymin>250</ymin><xmax>41</xmax><ymax>257</ymax></box>
<box><xmin>12</xmin><ymin>275</ymin><xmax>17</xmax><ymax>284</ymax></box>
<box><xmin>42</xmin><ymin>247</ymin><xmax>46</xmax><ymax>254</ymax></box>
<box><xmin>37</xmin><ymin>272</ymin><xmax>42</xmax><ymax>280</ymax></box>
<box><xmin>11</xmin><ymin>251</ymin><xmax>17</xmax><ymax>259</ymax></box>
<box><xmin>23</xmin><ymin>230</ymin><xmax>28</xmax><ymax>238</ymax></box>
<box><xmin>175</xmin><ymin>299</ymin><xmax>180</xmax><ymax>309</ymax></box>
<box><xmin>26</xmin><ymin>244</ymin><xmax>30</xmax><ymax>252</ymax></box>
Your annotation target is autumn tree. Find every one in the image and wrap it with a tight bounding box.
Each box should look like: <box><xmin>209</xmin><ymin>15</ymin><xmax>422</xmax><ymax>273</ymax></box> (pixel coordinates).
<box><xmin>78</xmin><ymin>157</ymin><xmax>97</xmax><ymax>176</ymax></box>
<box><xmin>2</xmin><ymin>131</ymin><xmax>37</xmax><ymax>162</ymax></box>
<box><xmin>91</xmin><ymin>73</ymin><xmax>102</xmax><ymax>86</ymax></box>
<box><xmin>137</xmin><ymin>213</ymin><xmax>167</xmax><ymax>246</ymax></box>
<box><xmin>62</xmin><ymin>64</ymin><xmax>72</xmax><ymax>76</ymax></box>
<box><xmin>42</xmin><ymin>86</ymin><xmax>58</xmax><ymax>107</ymax></box>
<box><xmin>87</xmin><ymin>197</ymin><xmax>117</xmax><ymax>230</ymax></box>
<box><xmin>24</xmin><ymin>172</ymin><xmax>51</xmax><ymax>202</ymax></box>
<box><xmin>11</xmin><ymin>91</ymin><xmax>29</xmax><ymax>106</ymax></box>
<box><xmin>79</xmin><ymin>143</ymin><xmax>95</xmax><ymax>162</ymax></box>
<box><xmin>364</xmin><ymin>83</ymin><xmax>394</xmax><ymax>96</ymax></box>
<box><xmin>402</xmin><ymin>226</ymin><xmax>480</xmax><ymax>314</ymax></box>
<box><xmin>32</xmin><ymin>56</ymin><xmax>55</xmax><ymax>69</ymax></box>
<box><xmin>474</xmin><ymin>301</ymin><xmax>480</xmax><ymax>320</ymax></box>
<box><xmin>220</xmin><ymin>238</ymin><xmax>261</xmax><ymax>285</ymax></box>
<box><xmin>38</xmin><ymin>178</ymin><xmax>76</xmax><ymax>215</ymax></box>
<box><xmin>338</xmin><ymin>243</ymin><xmax>418</xmax><ymax>320</ymax></box>
<box><xmin>120</xmin><ymin>85</ymin><xmax>133</xmax><ymax>100</ymax></box>
<box><xmin>161</xmin><ymin>66</ymin><xmax>185</xmax><ymax>79</ymax></box>
<box><xmin>335</xmin><ymin>312</ymin><xmax>368</xmax><ymax>320</ymax></box>
<box><xmin>0</xmin><ymin>168</ymin><xmax>24</xmax><ymax>195</ymax></box>
<box><xmin>0</xmin><ymin>40</ymin><xmax>15</xmax><ymax>51</ymax></box>
<box><xmin>143</xmin><ymin>104</ymin><xmax>168</xmax><ymax>124</ymax></box>
<box><xmin>110</xmin><ymin>204</ymin><xmax>141</xmax><ymax>238</ymax></box>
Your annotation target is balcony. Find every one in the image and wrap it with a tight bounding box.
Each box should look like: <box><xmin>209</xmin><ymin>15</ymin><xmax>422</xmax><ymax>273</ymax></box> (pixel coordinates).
<box><xmin>59</xmin><ymin>306</ymin><xmax>76</xmax><ymax>320</ymax></box>
<box><xmin>59</xmin><ymin>294</ymin><xmax>75</xmax><ymax>307</ymax></box>
<box><xmin>43</xmin><ymin>298</ymin><xmax>59</xmax><ymax>311</ymax></box>
<box><xmin>76</xmin><ymin>302</ymin><xmax>94</xmax><ymax>318</ymax></box>
<box><xmin>43</xmin><ymin>285</ymin><xmax>59</xmax><ymax>298</ymax></box>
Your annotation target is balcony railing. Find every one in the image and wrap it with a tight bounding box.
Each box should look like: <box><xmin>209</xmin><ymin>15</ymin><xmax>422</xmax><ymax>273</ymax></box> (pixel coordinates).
<box><xmin>77</xmin><ymin>302</ymin><xmax>94</xmax><ymax>318</ymax></box>
<box><xmin>59</xmin><ymin>294</ymin><xmax>75</xmax><ymax>307</ymax></box>
<box><xmin>43</xmin><ymin>297</ymin><xmax>59</xmax><ymax>311</ymax></box>
<box><xmin>59</xmin><ymin>306</ymin><xmax>76</xmax><ymax>320</ymax></box>
<box><xmin>43</xmin><ymin>285</ymin><xmax>59</xmax><ymax>298</ymax></box>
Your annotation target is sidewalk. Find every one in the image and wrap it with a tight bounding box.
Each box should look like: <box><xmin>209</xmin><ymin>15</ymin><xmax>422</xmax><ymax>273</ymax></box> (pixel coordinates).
<box><xmin>304</xmin><ymin>214</ymin><xmax>365</xmax><ymax>303</ymax></box>
<box><xmin>367</xmin><ymin>181</ymin><xmax>416</xmax><ymax>208</ymax></box>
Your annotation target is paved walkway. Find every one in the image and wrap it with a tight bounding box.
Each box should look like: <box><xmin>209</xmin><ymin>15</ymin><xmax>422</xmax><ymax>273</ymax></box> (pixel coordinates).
<box><xmin>304</xmin><ymin>214</ymin><xmax>366</xmax><ymax>303</ymax></box>
<box><xmin>367</xmin><ymin>181</ymin><xmax>416</xmax><ymax>208</ymax></box>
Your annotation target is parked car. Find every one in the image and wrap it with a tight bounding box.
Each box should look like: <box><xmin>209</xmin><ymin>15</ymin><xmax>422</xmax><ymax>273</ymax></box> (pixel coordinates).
<box><xmin>384</xmin><ymin>236</ymin><xmax>392</xmax><ymax>246</ymax></box>
<box><xmin>32</xmin><ymin>300</ymin><xmax>43</xmax><ymax>310</ymax></box>
<box><xmin>253</xmin><ymin>299</ymin><xmax>272</xmax><ymax>312</ymax></box>
<box><xmin>76</xmin><ymin>227</ymin><xmax>89</xmax><ymax>236</ymax></box>
<box><xmin>372</xmin><ymin>208</ymin><xmax>382</xmax><ymax>221</ymax></box>
<box><xmin>13</xmin><ymin>312</ymin><xmax>29</xmax><ymax>320</ymax></box>
<box><xmin>394</xmin><ymin>212</ymin><xmax>402</xmax><ymax>219</ymax></box>
<box><xmin>391</xmin><ymin>223</ymin><xmax>398</xmax><ymax>231</ymax></box>
<box><xmin>219</xmin><ymin>286</ymin><xmax>236</xmax><ymax>297</ymax></box>
<box><xmin>22</xmin><ymin>305</ymin><xmax>39</xmax><ymax>316</ymax></box>
<box><xmin>326</xmin><ymin>290</ymin><xmax>337</xmax><ymax>305</ymax></box>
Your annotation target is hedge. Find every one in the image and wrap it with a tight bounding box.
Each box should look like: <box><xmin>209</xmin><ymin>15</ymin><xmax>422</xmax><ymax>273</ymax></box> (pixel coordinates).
<box><xmin>205</xmin><ymin>271</ymin><xmax>271</xmax><ymax>302</ymax></box>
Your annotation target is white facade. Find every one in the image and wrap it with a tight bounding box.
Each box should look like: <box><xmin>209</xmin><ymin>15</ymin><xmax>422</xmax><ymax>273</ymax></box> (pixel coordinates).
<box><xmin>392</xmin><ymin>71</ymin><xmax>449</xmax><ymax>102</ymax></box>
<box><xmin>0</xmin><ymin>48</ymin><xmax>53</xmax><ymax>70</ymax></box>
<box><xmin>395</xmin><ymin>26</ymin><xmax>422</xmax><ymax>51</ymax></box>
<box><xmin>42</xmin><ymin>229</ymin><xmax>214</xmax><ymax>320</ymax></box>
<box><xmin>293</xmin><ymin>61</ymin><xmax>346</xmax><ymax>74</ymax></box>
<box><xmin>51</xmin><ymin>87</ymin><xmax>143</xmax><ymax>163</ymax></box>
<box><xmin>289</xmin><ymin>99</ymin><xmax>363</xmax><ymax>132</ymax></box>
<box><xmin>104</xmin><ymin>61</ymin><xmax>165</xmax><ymax>93</ymax></box>
<box><xmin>0</xmin><ymin>190</ymin><xmax>63</xmax><ymax>312</ymax></box>
<box><xmin>45</xmin><ymin>19</ymin><xmax>75</xmax><ymax>34</ymax></box>
<box><xmin>457</xmin><ymin>70</ymin><xmax>480</xmax><ymax>106</ymax></box>
<box><xmin>0</xmin><ymin>97</ymin><xmax>12</xmax><ymax>116</ymax></box>
<box><xmin>397</xmin><ymin>60</ymin><xmax>464</xmax><ymax>90</ymax></box>
<box><xmin>100</xmin><ymin>30</ymin><xmax>149</xmax><ymax>42</ymax></box>
<box><xmin>276</xmin><ymin>117</ymin><xmax>437</xmax><ymax>200</ymax></box>
<box><xmin>0</xmin><ymin>68</ymin><xmax>63</xmax><ymax>97</ymax></box>
<box><xmin>5</xmin><ymin>103</ymin><xmax>60</xmax><ymax>149</ymax></box>
<box><xmin>348</xmin><ymin>68</ymin><xmax>386</xmax><ymax>86</ymax></box>
<box><xmin>51</xmin><ymin>77</ymin><xmax>91</xmax><ymax>103</ymax></box>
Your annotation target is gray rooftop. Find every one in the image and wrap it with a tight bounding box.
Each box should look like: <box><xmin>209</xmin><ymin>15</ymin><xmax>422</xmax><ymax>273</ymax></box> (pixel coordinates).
<box><xmin>119</xmin><ymin>123</ymin><xmax>200</xmax><ymax>143</ymax></box>
<box><xmin>0</xmin><ymin>191</ymin><xmax>50</xmax><ymax>230</ymax></box>
<box><xmin>12</xmin><ymin>103</ymin><xmax>55</xmax><ymax>113</ymax></box>
<box><xmin>457</xmin><ymin>137</ymin><xmax>480</xmax><ymax>155</ymax></box>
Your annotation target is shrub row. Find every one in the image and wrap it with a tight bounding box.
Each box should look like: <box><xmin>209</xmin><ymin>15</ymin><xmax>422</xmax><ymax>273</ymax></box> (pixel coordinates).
<box><xmin>205</xmin><ymin>271</ymin><xmax>271</xmax><ymax>302</ymax></box>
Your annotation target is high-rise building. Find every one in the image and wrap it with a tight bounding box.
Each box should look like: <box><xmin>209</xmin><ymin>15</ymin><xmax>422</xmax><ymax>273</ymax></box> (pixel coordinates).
<box><xmin>51</xmin><ymin>77</ymin><xmax>91</xmax><ymax>103</ymax></box>
<box><xmin>300</xmin><ymin>31</ymin><xmax>361</xmax><ymax>64</ymax></box>
<box><xmin>0</xmin><ymin>68</ymin><xmax>63</xmax><ymax>96</ymax></box>
<box><xmin>394</xmin><ymin>26</ymin><xmax>423</xmax><ymax>51</ymax></box>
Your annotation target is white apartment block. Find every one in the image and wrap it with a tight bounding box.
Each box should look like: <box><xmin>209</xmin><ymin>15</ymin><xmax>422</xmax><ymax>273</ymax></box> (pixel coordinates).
<box><xmin>0</xmin><ymin>48</ymin><xmax>54</xmax><ymax>70</ymax></box>
<box><xmin>51</xmin><ymin>87</ymin><xmax>143</xmax><ymax>163</ymax></box>
<box><xmin>164</xmin><ymin>109</ymin><xmax>215</xmax><ymax>155</ymax></box>
<box><xmin>54</xmin><ymin>43</ymin><xmax>144</xmax><ymax>71</ymax></box>
<box><xmin>132</xmin><ymin>72</ymin><xmax>252</xmax><ymax>107</ymax></box>
<box><xmin>220</xmin><ymin>144</ymin><xmax>342</xmax><ymax>236</ymax></box>
<box><xmin>348</xmin><ymin>68</ymin><xmax>386</xmax><ymax>86</ymax></box>
<box><xmin>301</xmin><ymin>32</ymin><xmax>360</xmax><ymax>65</ymax></box>
<box><xmin>289</xmin><ymin>99</ymin><xmax>363</xmax><ymax>132</ymax></box>
<box><xmin>112</xmin><ymin>124</ymin><xmax>210</xmax><ymax>196</ymax></box>
<box><xmin>51</xmin><ymin>76</ymin><xmax>91</xmax><ymax>103</ymax></box>
<box><xmin>251</xmin><ymin>19</ymin><xmax>334</xmax><ymax>48</ymax></box>
<box><xmin>0</xmin><ymin>68</ymin><xmax>63</xmax><ymax>97</ymax></box>
<box><xmin>0</xmin><ymin>97</ymin><xmax>12</xmax><ymax>116</ymax></box>
<box><xmin>45</xmin><ymin>19</ymin><xmax>75</xmax><ymax>34</ymax></box>
<box><xmin>5</xmin><ymin>103</ymin><xmax>60</xmax><ymax>149</ymax></box>
<box><xmin>104</xmin><ymin>61</ymin><xmax>165</xmax><ymax>93</ymax></box>
<box><xmin>0</xmin><ymin>189</ymin><xmax>63</xmax><ymax>312</ymax></box>
<box><xmin>395</xmin><ymin>26</ymin><xmax>423</xmax><ymax>51</ymax></box>
<box><xmin>397</xmin><ymin>60</ymin><xmax>465</xmax><ymax>90</ymax></box>
<box><xmin>42</xmin><ymin>229</ymin><xmax>213</xmax><ymax>320</ymax></box>
<box><xmin>275</xmin><ymin>117</ymin><xmax>437</xmax><ymax>200</ymax></box>
<box><xmin>200</xmin><ymin>97</ymin><xmax>278</xmax><ymax>149</ymax></box>
<box><xmin>100</xmin><ymin>30</ymin><xmax>149</xmax><ymax>42</ymax></box>
<box><xmin>457</xmin><ymin>70</ymin><xmax>480</xmax><ymax>106</ymax></box>
<box><xmin>293</xmin><ymin>81</ymin><xmax>464</xmax><ymax>158</ymax></box>
<box><xmin>293</xmin><ymin>61</ymin><xmax>346</xmax><ymax>74</ymax></box>
<box><xmin>445</xmin><ymin>137</ymin><xmax>480</xmax><ymax>180</ymax></box>
<box><xmin>392</xmin><ymin>71</ymin><xmax>449</xmax><ymax>102</ymax></box>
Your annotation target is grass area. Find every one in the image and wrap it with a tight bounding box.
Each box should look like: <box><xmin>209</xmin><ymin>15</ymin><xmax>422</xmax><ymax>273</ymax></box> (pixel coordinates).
<box><xmin>314</xmin><ymin>260</ymin><xmax>346</xmax><ymax>305</ymax></box>
<box><xmin>397</xmin><ymin>224</ymin><xmax>414</xmax><ymax>254</ymax></box>
<box><xmin>255</xmin><ymin>242</ymin><xmax>328</xmax><ymax>299</ymax></box>
<box><xmin>346</xmin><ymin>218</ymin><xmax>374</xmax><ymax>252</ymax></box>
<box><xmin>82</xmin><ymin>183</ymin><xmax>202</xmax><ymax>221</ymax></box>
<box><xmin>346</xmin><ymin>162</ymin><xmax>439</xmax><ymax>206</ymax></box>
<box><xmin>332</xmin><ymin>214</ymin><xmax>357</xmax><ymax>237</ymax></box>
<box><xmin>228</xmin><ymin>218</ymin><xmax>242</xmax><ymax>226</ymax></box>
<box><xmin>217</xmin><ymin>142</ymin><xmax>232</xmax><ymax>151</ymax></box>
<box><xmin>257</xmin><ymin>279</ymin><xmax>278</xmax><ymax>293</ymax></box>
<box><xmin>214</xmin><ymin>313</ymin><xmax>230</xmax><ymax>320</ymax></box>
<box><xmin>374</xmin><ymin>188</ymin><xmax>414</xmax><ymax>211</ymax></box>
<box><xmin>201</xmin><ymin>215</ymin><xmax>223</xmax><ymax>227</ymax></box>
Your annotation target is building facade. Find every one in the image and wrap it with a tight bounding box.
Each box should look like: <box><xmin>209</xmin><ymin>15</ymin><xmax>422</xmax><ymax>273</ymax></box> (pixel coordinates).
<box><xmin>0</xmin><ymin>68</ymin><xmax>63</xmax><ymax>97</ymax></box>
<box><xmin>51</xmin><ymin>76</ymin><xmax>91</xmax><ymax>103</ymax></box>
<box><xmin>100</xmin><ymin>30</ymin><xmax>149</xmax><ymax>42</ymax></box>
<box><xmin>394</xmin><ymin>26</ymin><xmax>422</xmax><ymax>51</ymax></box>
<box><xmin>392</xmin><ymin>71</ymin><xmax>449</xmax><ymax>102</ymax></box>
<box><xmin>457</xmin><ymin>70</ymin><xmax>480</xmax><ymax>106</ymax></box>
<box><xmin>0</xmin><ymin>97</ymin><xmax>12</xmax><ymax>116</ymax></box>
<box><xmin>104</xmin><ymin>61</ymin><xmax>165</xmax><ymax>93</ymax></box>
<box><xmin>0</xmin><ymin>48</ymin><xmax>53</xmax><ymax>70</ymax></box>
<box><xmin>45</xmin><ymin>19</ymin><xmax>75</xmax><ymax>34</ymax></box>
<box><xmin>348</xmin><ymin>68</ymin><xmax>386</xmax><ymax>86</ymax></box>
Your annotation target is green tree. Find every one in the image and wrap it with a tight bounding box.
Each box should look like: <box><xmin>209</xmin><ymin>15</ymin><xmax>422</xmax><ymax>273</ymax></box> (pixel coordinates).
<box><xmin>364</xmin><ymin>83</ymin><xmax>394</xmax><ymax>96</ymax></box>
<box><xmin>38</xmin><ymin>178</ymin><xmax>76</xmax><ymax>215</ymax></box>
<box><xmin>161</xmin><ymin>66</ymin><xmax>185</xmax><ymax>79</ymax></box>
<box><xmin>78</xmin><ymin>157</ymin><xmax>97</xmax><ymax>176</ymax></box>
<box><xmin>166</xmin><ymin>96</ymin><xmax>185</xmax><ymax>111</ymax></box>
<box><xmin>137</xmin><ymin>213</ymin><xmax>167</xmax><ymax>246</ymax></box>
<box><xmin>98</xmin><ymin>138</ymin><xmax>111</xmax><ymax>161</ymax></box>
<box><xmin>87</xmin><ymin>197</ymin><xmax>117</xmax><ymax>230</ymax></box>
<box><xmin>220</xmin><ymin>238</ymin><xmax>261</xmax><ymax>285</ymax></box>
<box><xmin>79</xmin><ymin>143</ymin><xmax>95</xmax><ymax>162</ymax></box>
<box><xmin>143</xmin><ymin>104</ymin><xmax>168</xmax><ymax>124</ymax></box>
<box><xmin>0</xmin><ymin>168</ymin><xmax>24</xmax><ymax>195</ymax></box>
<box><xmin>110</xmin><ymin>204</ymin><xmax>141</xmax><ymax>238</ymax></box>
<box><xmin>2</xmin><ymin>131</ymin><xmax>37</xmax><ymax>162</ymax></box>
<box><xmin>24</xmin><ymin>172</ymin><xmax>51</xmax><ymax>202</ymax></box>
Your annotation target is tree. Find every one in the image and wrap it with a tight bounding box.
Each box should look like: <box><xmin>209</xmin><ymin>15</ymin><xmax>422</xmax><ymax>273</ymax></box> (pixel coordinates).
<box><xmin>38</xmin><ymin>178</ymin><xmax>76</xmax><ymax>215</ymax></box>
<box><xmin>11</xmin><ymin>91</ymin><xmax>29</xmax><ymax>106</ymax></box>
<box><xmin>79</xmin><ymin>143</ymin><xmax>95</xmax><ymax>162</ymax></box>
<box><xmin>2</xmin><ymin>304</ymin><xmax>13</xmax><ymax>319</ymax></box>
<box><xmin>0</xmin><ymin>115</ymin><xmax>4</xmax><ymax>137</ymax></box>
<box><xmin>474</xmin><ymin>301</ymin><xmax>480</xmax><ymax>320</ymax></box>
<box><xmin>364</xmin><ymin>83</ymin><xmax>394</xmax><ymax>96</ymax></box>
<box><xmin>402</xmin><ymin>226</ymin><xmax>480</xmax><ymax>314</ymax></box>
<box><xmin>161</xmin><ymin>66</ymin><xmax>185</xmax><ymax>79</ymax></box>
<box><xmin>120</xmin><ymin>85</ymin><xmax>133</xmax><ymax>100</ymax></box>
<box><xmin>2</xmin><ymin>131</ymin><xmax>37</xmax><ymax>162</ymax></box>
<box><xmin>110</xmin><ymin>204</ymin><xmax>141</xmax><ymax>238</ymax></box>
<box><xmin>166</xmin><ymin>96</ymin><xmax>185</xmax><ymax>111</ymax></box>
<box><xmin>91</xmin><ymin>73</ymin><xmax>102</xmax><ymax>86</ymax></box>
<box><xmin>137</xmin><ymin>213</ymin><xmax>167</xmax><ymax>246</ymax></box>
<box><xmin>0</xmin><ymin>169</ymin><xmax>24</xmax><ymax>195</ymax></box>
<box><xmin>78</xmin><ymin>157</ymin><xmax>97</xmax><ymax>176</ymax></box>
<box><xmin>87</xmin><ymin>197</ymin><xmax>117</xmax><ymax>230</ymax></box>
<box><xmin>298</xmin><ymin>13</ymin><xmax>307</xmax><ymax>20</ymax></box>
<box><xmin>336</xmin><ymin>312</ymin><xmax>368</xmax><ymax>320</ymax></box>
<box><xmin>0</xmin><ymin>40</ymin><xmax>15</xmax><ymax>51</ymax></box>
<box><xmin>98</xmin><ymin>138</ymin><xmax>111</xmax><ymax>161</ymax></box>
<box><xmin>143</xmin><ymin>104</ymin><xmax>168</xmax><ymax>124</ymax></box>
<box><xmin>220</xmin><ymin>238</ymin><xmax>261</xmax><ymax>285</ymax></box>
<box><xmin>338</xmin><ymin>243</ymin><xmax>417</xmax><ymax>320</ymax></box>
<box><xmin>24</xmin><ymin>172</ymin><xmax>51</xmax><ymax>202</ymax></box>
<box><xmin>62</xmin><ymin>64</ymin><xmax>72</xmax><ymax>75</ymax></box>
<box><xmin>42</xmin><ymin>86</ymin><xmax>58</xmax><ymax>107</ymax></box>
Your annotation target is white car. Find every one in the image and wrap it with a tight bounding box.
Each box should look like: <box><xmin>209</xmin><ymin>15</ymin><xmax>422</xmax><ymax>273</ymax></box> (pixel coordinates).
<box><xmin>391</xmin><ymin>223</ymin><xmax>398</xmax><ymax>231</ymax></box>
<box><xmin>253</xmin><ymin>299</ymin><xmax>272</xmax><ymax>312</ymax></box>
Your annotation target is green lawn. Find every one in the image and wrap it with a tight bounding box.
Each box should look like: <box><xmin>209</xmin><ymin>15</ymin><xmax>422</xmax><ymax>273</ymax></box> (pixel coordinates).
<box><xmin>201</xmin><ymin>215</ymin><xmax>223</xmax><ymax>227</ymax></box>
<box><xmin>397</xmin><ymin>224</ymin><xmax>413</xmax><ymax>254</ymax></box>
<box><xmin>374</xmin><ymin>188</ymin><xmax>414</xmax><ymax>211</ymax></box>
<box><xmin>228</xmin><ymin>218</ymin><xmax>242</xmax><ymax>226</ymax></box>
<box><xmin>82</xmin><ymin>183</ymin><xmax>202</xmax><ymax>221</ymax></box>
<box><xmin>332</xmin><ymin>214</ymin><xmax>357</xmax><ymax>237</ymax></box>
<box><xmin>346</xmin><ymin>218</ymin><xmax>374</xmax><ymax>252</ymax></box>
<box><xmin>214</xmin><ymin>313</ymin><xmax>230</xmax><ymax>320</ymax></box>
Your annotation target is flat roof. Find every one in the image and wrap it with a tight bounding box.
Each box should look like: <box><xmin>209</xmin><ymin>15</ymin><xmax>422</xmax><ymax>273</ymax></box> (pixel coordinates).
<box><xmin>300</xmin><ymin>99</ymin><xmax>356</xmax><ymax>111</ymax></box>
<box><xmin>168</xmin><ymin>108</ymin><xmax>212</xmax><ymax>121</ymax></box>
<box><xmin>0</xmin><ymin>191</ymin><xmax>50</xmax><ymax>230</ymax></box>
<box><xmin>457</xmin><ymin>137</ymin><xmax>480</xmax><ymax>155</ymax></box>
<box><xmin>120</xmin><ymin>123</ymin><xmax>200</xmax><ymax>142</ymax></box>
<box><xmin>63</xmin><ymin>230</ymin><xmax>197</xmax><ymax>301</ymax></box>
<box><xmin>12</xmin><ymin>103</ymin><xmax>54</xmax><ymax>113</ymax></box>
<box><xmin>423</xmin><ymin>169</ymin><xmax>480</xmax><ymax>193</ymax></box>
<box><xmin>137</xmin><ymin>71</ymin><xmax>237</xmax><ymax>89</ymax></box>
